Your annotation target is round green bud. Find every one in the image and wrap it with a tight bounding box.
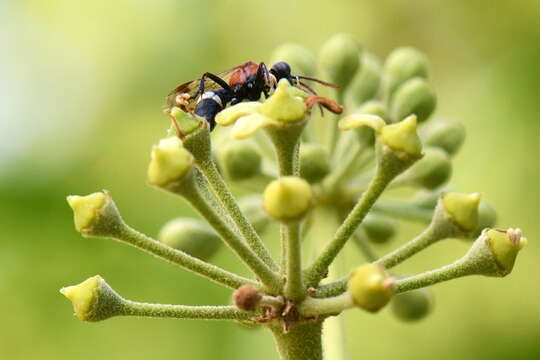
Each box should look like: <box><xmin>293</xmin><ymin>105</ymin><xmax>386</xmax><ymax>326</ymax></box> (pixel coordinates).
<box><xmin>158</xmin><ymin>218</ymin><xmax>222</xmax><ymax>261</ymax></box>
<box><xmin>348</xmin><ymin>52</ymin><xmax>382</xmax><ymax>106</ymax></box>
<box><xmin>422</xmin><ymin>118</ymin><xmax>466</xmax><ymax>155</ymax></box>
<box><xmin>411</xmin><ymin>189</ymin><xmax>441</xmax><ymax>209</ymax></box>
<box><xmin>391</xmin><ymin>77</ymin><xmax>436</xmax><ymax>123</ymax></box>
<box><xmin>398</xmin><ymin>147</ymin><xmax>452</xmax><ymax>190</ymax></box>
<box><xmin>361</xmin><ymin>213</ymin><xmax>398</xmax><ymax>244</ymax></box>
<box><xmin>348</xmin><ymin>264</ymin><xmax>395</xmax><ymax>313</ymax></box>
<box><xmin>472</xmin><ymin>200</ymin><xmax>497</xmax><ymax>237</ymax></box>
<box><xmin>60</xmin><ymin>275</ymin><xmax>124</xmax><ymax>322</ymax></box>
<box><xmin>263</xmin><ymin>176</ymin><xmax>312</xmax><ymax>222</ymax></box>
<box><xmin>219</xmin><ymin>141</ymin><xmax>262</xmax><ymax>181</ymax></box>
<box><xmin>270</xmin><ymin>43</ymin><xmax>316</xmax><ymax>76</ymax></box>
<box><xmin>319</xmin><ymin>33</ymin><xmax>361</xmax><ymax>88</ymax></box>
<box><xmin>357</xmin><ymin>100</ymin><xmax>390</xmax><ymax>123</ymax></box>
<box><xmin>238</xmin><ymin>195</ymin><xmax>271</xmax><ymax>234</ymax></box>
<box><xmin>391</xmin><ymin>288</ymin><xmax>432</xmax><ymax>322</ymax></box>
<box><xmin>384</xmin><ymin>47</ymin><xmax>429</xmax><ymax>99</ymax></box>
<box><xmin>299</xmin><ymin>143</ymin><xmax>330</xmax><ymax>183</ymax></box>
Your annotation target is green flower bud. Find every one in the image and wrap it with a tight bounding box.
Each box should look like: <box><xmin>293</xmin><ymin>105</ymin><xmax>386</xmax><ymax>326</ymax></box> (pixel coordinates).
<box><xmin>270</xmin><ymin>43</ymin><xmax>316</xmax><ymax>76</ymax></box>
<box><xmin>66</xmin><ymin>191</ymin><xmax>124</xmax><ymax>238</ymax></box>
<box><xmin>472</xmin><ymin>200</ymin><xmax>497</xmax><ymax>237</ymax></box>
<box><xmin>263</xmin><ymin>176</ymin><xmax>312</xmax><ymax>222</ymax></box>
<box><xmin>348</xmin><ymin>264</ymin><xmax>395</xmax><ymax>312</ymax></box>
<box><xmin>60</xmin><ymin>275</ymin><xmax>124</xmax><ymax>322</ymax></box>
<box><xmin>299</xmin><ymin>143</ymin><xmax>330</xmax><ymax>183</ymax></box>
<box><xmin>395</xmin><ymin>147</ymin><xmax>452</xmax><ymax>189</ymax></box>
<box><xmin>381</xmin><ymin>114</ymin><xmax>423</xmax><ymax>160</ymax></box>
<box><xmin>169</xmin><ymin>107</ymin><xmax>201</xmax><ymax>135</ymax></box>
<box><xmin>348</xmin><ymin>52</ymin><xmax>382</xmax><ymax>106</ymax></box>
<box><xmin>391</xmin><ymin>288</ymin><xmax>432</xmax><ymax>322</ymax></box>
<box><xmin>464</xmin><ymin>228</ymin><xmax>527</xmax><ymax>277</ymax></box>
<box><xmin>361</xmin><ymin>213</ymin><xmax>398</xmax><ymax>244</ymax></box>
<box><xmin>319</xmin><ymin>33</ymin><xmax>361</xmax><ymax>88</ymax></box>
<box><xmin>219</xmin><ymin>141</ymin><xmax>262</xmax><ymax>181</ymax></box>
<box><xmin>441</xmin><ymin>192</ymin><xmax>481</xmax><ymax>233</ymax></box>
<box><xmin>422</xmin><ymin>118</ymin><xmax>466</xmax><ymax>155</ymax></box>
<box><xmin>158</xmin><ymin>218</ymin><xmax>222</xmax><ymax>261</ymax></box>
<box><xmin>391</xmin><ymin>77</ymin><xmax>436</xmax><ymax>123</ymax></box>
<box><xmin>384</xmin><ymin>47</ymin><xmax>428</xmax><ymax>99</ymax></box>
<box><xmin>411</xmin><ymin>189</ymin><xmax>441</xmax><ymax>209</ymax></box>
<box><xmin>357</xmin><ymin>100</ymin><xmax>390</xmax><ymax>123</ymax></box>
<box><xmin>147</xmin><ymin>137</ymin><xmax>194</xmax><ymax>188</ymax></box>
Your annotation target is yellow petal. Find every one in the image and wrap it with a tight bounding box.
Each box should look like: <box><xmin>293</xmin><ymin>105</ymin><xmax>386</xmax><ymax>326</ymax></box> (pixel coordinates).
<box><xmin>215</xmin><ymin>102</ymin><xmax>261</xmax><ymax>126</ymax></box>
<box><xmin>339</xmin><ymin>114</ymin><xmax>386</xmax><ymax>132</ymax></box>
<box><xmin>231</xmin><ymin>113</ymin><xmax>274</xmax><ymax>139</ymax></box>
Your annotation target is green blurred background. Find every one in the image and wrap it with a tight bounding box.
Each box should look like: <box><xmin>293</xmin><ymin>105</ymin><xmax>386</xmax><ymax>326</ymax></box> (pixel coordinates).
<box><xmin>1</xmin><ymin>0</ymin><xmax>539</xmax><ymax>359</ymax></box>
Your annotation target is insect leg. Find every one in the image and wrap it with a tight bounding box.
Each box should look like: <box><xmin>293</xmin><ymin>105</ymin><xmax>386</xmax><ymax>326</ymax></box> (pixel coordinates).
<box><xmin>198</xmin><ymin>72</ymin><xmax>234</xmax><ymax>96</ymax></box>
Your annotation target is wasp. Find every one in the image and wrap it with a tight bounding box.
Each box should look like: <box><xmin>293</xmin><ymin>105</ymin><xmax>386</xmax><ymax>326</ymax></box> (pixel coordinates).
<box><xmin>166</xmin><ymin>61</ymin><xmax>341</xmax><ymax>133</ymax></box>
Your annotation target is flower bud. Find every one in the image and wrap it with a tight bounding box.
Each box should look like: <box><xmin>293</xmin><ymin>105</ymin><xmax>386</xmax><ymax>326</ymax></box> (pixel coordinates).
<box><xmin>380</xmin><ymin>114</ymin><xmax>423</xmax><ymax>161</ymax></box>
<box><xmin>263</xmin><ymin>176</ymin><xmax>312</xmax><ymax>222</ymax></box>
<box><xmin>147</xmin><ymin>137</ymin><xmax>194</xmax><ymax>188</ymax></box>
<box><xmin>465</xmin><ymin>228</ymin><xmax>527</xmax><ymax>277</ymax></box>
<box><xmin>319</xmin><ymin>33</ymin><xmax>361</xmax><ymax>88</ymax></box>
<box><xmin>299</xmin><ymin>143</ymin><xmax>330</xmax><ymax>183</ymax></box>
<box><xmin>440</xmin><ymin>192</ymin><xmax>481</xmax><ymax>234</ymax></box>
<box><xmin>169</xmin><ymin>107</ymin><xmax>201</xmax><ymax>134</ymax></box>
<box><xmin>391</xmin><ymin>77</ymin><xmax>436</xmax><ymax>123</ymax></box>
<box><xmin>238</xmin><ymin>195</ymin><xmax>271</xmax><ymax>234</ymax></box>
<box><xmin>270</xmin><ymin>43</ymin><xmax>316</xmax><ymax>76</ymax></box>
<box><xmin>158</xmin><ymin>218</ymin><xmax>222</xmax><ymax>261</ymax></box>
<box><xmin>60</xmin><ymin>275</ymin><xmax>124</xmax><ymax>322</ymax></box>
<box><xmin>395</xmin><ymin>147</ymin><xmax>452</xmax><ymax>189</ymax></box>
<box><xmin>472</xmin><ymin>200</ymin><xmax>497</xmax><ymax>237</ymax></box>
<box><xmin>361</xmin><ymin>213</ymin><xmax>398</xmax><ymax>244</ymax></box>
<box><xmin>422</xmin><ymin>118</ymin><xmax>466</xmax><ymax>155</ymax></box>
<box><xmin>391</xmin><ymin>288</ymin><xmax>432</xmax><ymax>322</ymax></box>
<box><xmin>384</xmin><ymin>47</ymin><xmax>428</xmax><ymax>99</ymax></box>
<box><xmin>348</xmin><ymin>264</ymin><xmax>395</xmax><ymax>312</ymax></box>
<box><xmin>357</xmin><ymin>101</ymin><xmax>390</xmax><ymax>123</ymax></box>
<box><xmin>233</xmin><ymin>285</ymin><xmax>262</xmax><ymax>311</ymax></box>
<box><xmin>219</xmin><ymin>141</ymin><xmax>262</xmax><ymax>181</ymax></box>
<box><xmin>67</xmin><ymin>191</ymin><xmax>124</xmax><ymax>238</ymax></box>
<box><xmin>411</xmin><ymin>189</ymin><xmax>441</xmax><ymax>209</ymax></box>
<box><xmin>348</xmin><ymin>52</ymin><xmax>382</xmax><ymax>106</ymax></box>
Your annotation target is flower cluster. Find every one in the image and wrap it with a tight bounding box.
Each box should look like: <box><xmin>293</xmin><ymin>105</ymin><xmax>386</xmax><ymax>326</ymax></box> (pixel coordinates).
<box><xmin>61</xmin><ymin>34</ymin><xmax>526</xmax><ymax>360</ymax></box>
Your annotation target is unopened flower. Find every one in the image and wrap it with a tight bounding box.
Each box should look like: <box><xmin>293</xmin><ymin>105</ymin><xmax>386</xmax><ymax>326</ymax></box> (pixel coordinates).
<box><xmin>219</xmin><ymin>141</ymin><xmax>262</xmax><ymax>181</ymax></box>
<box><xmin>348</xmin><ymin>264</ymin><xmax>395</xmax><ymax>313</ymax></box>
<box><xmin>384</xmin><ymin>47</ymin><xmax>429</xmax><ymax>99</ymax></box>
<box><xmin>391</xmin><ymin>77</ymin><xmax>436</xmax><ymax>123</ymax></box>
<box><xmin>391</xmin><ymin>288</ymin><xmax>432</xmax><ymax>322</ymax></box>
<box><xmin>263</xmin><ymin>176</ymin><xmax>312</xmax><ymax>222</ymax></box>
<box><xmin>422</xmin><ymin>118</ymin><xmax>466</xmax><ymax>155</ymax></box>
<box><xmin>319</xmin><ymin>33</ymin><xmax>361</xmax><ymax>88</ymax></box>
<box><xmin>299</xmin><ymin>143</ymin><xmax>330</xmax><ymax>183</ymax></box>
<box><xmin>270</xmin><ymin>43</ymin><xmax>316</xmax><ymax>76</ymax></box>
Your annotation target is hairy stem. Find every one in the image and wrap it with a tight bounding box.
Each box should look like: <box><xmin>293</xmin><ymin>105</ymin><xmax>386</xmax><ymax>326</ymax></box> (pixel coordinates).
<box><xmin>298</xmin><ymin>293</ymin><xmax>353</xmax><ymax>317</ymax></box>
<box><xmin>284</xmin><ymin>222</ymin><xmax>305</xmax><ymax>301</ymax></box>
<box><xmin>113</xmin><ymin>225</ymin><xmax>257</xmax><ymax>289</ymax></box>
<box><xmin>182</xmin><ymin>179</ymin><xmax>283</xmax><ymax>293</ymax></box>
<box><xmin>122</xmin><ymin>302</ymin><xmax>253</xmax><ymax>320</ymax></box>
<box><xmin>305</xmin><ymin>169</ymin><xmax>391</xmax><ymax>287</ymax></box>
<box><xmin>271</xmin><ymin>321</ymin><xmax>324</xmax><ymax>360</ymax></box>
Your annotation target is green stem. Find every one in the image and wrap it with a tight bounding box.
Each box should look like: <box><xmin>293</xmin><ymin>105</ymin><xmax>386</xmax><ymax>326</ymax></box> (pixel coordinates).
<box><xmin>115</xmin><ymin>225</ymin><xmax>256</xmax><ymax>289</ymax></box>
<box><xmin>305</xmin><ymin>169</ymin><xmax>392</xmax><ymax>287</ymax></box>
<box><xmin>312</xmin><ymin>277</ymin><xmax>348</xmax><ymax>298</ymax></box>
<box><xmin>284</xmin><ymin>222</ymin><xmax>305</xmax><ymax>301</ymax></box>
<box><xmin>395</xmin><ymin>258</ymin><xmax>473</xmax><ymax>293</ymax></box>
<box><xmin>298</xmin><ymin>293</ymin><xmax>353</xmax><ymax>317</ymax></box>
<box><xmin>375</xmin><ymin>224</ymin><xmax>440</xmax><ymax>269</ymax></box>
<box><xmin>181</xmin><ymin>180</ymin><xmax>283</xmax><ymax>293</ymax></box>
<box><xmin>197</xmin><ymin>158</ymin><xmax>279</xmax><ymax>271</ymax></box>
<box><xmin>122</xmin><ymin>301</ymin><xmax>253</xmax><ymax>320</ymax></box>
<box><xmin>271</xmin><ymin>321</ymin><xmax>324</xmax><ymax>360</ymax></box>
<box><xmin>328</xmin><ymin>90</ymin><xmax>345</xmax><ymax>156</ymax></box>
<box><xmin>372</xmin><ymin>201</ymin><xmax>433</xmax><ymax>223</ymax></box>
<box><xmin>352</xmin><ymin>232</ymin><xmax>379</xmax><ymax>262</ymax></box>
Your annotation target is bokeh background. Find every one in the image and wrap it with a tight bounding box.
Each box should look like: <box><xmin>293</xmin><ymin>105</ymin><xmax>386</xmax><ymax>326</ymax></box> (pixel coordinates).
<box><xmin>1</xmin><ymin>0</ymin><xmax>539</xmax><ymax>359</ymax></box>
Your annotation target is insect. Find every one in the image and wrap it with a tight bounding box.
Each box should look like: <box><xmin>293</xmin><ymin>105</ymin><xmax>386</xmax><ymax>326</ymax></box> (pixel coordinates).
<box><xmin>165</xmin><ymin>61</ymin><xmax>339</xmax><ymax>133</ymax></box>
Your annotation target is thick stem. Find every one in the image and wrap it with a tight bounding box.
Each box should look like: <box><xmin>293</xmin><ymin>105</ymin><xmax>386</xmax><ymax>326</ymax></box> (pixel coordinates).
<box><xmin>305</xmin><ymin>169</ymin><xmax>391</xmax><ymax>287</ymax></box>
<box><xmin>122</xmin><ymin>302</ymin><xmax>252</xmax><ymax>320</ymax></box>
<box><xmin>271</xmin><ymin>321</ymin><xmax>324</xmax><ymax>360</ymax></box>
<box><xmin>115</xmin><ymin>225</ymin><xmax>256</xmax><ymax>289</ymax></box>
<box><xmin>284</xmin><ymin>222</ymin><xmax>305</xmax><ymax>301</ymax></box>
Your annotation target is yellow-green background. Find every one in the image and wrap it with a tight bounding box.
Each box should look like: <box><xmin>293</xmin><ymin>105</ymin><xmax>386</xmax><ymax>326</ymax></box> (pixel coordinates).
<box><xmin>1</xmin><ymin>1</ymin><xmax>539</xmax><ymax>359</ymax></box>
